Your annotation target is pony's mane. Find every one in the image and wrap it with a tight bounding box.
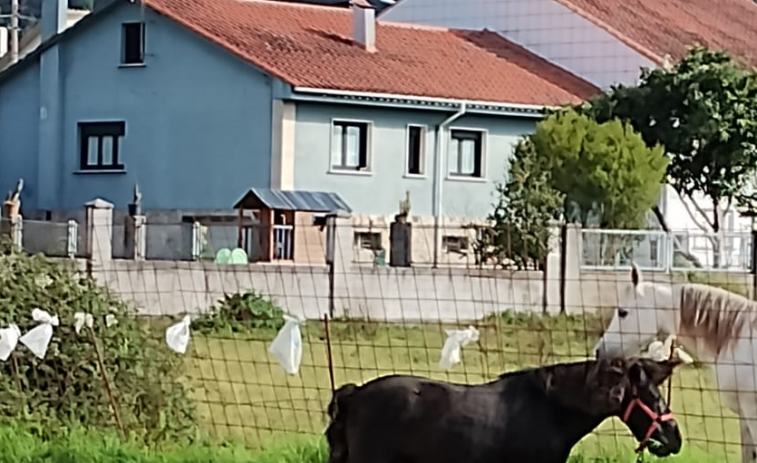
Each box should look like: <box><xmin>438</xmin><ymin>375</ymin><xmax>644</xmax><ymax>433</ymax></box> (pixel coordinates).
<box><xmin>679</xmin><ymin>283</ymin><xmax>757</xmax><ymax>356</ymax></box>
<box><xmin>517</xmin><ymin>359</ymin><xmax>628</xmax><ymax>415</ymax></box>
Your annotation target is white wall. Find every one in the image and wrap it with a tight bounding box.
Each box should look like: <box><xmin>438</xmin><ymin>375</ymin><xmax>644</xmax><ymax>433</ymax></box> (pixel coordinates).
<box><xmin>660</xmin><ymin>185</ymin><xmax>752</xmax><ymax>269</ymax></box>
<box><xmin>382</xmin><ymin>0</ymin><xmax>656</xmax><ymax>88</ymax></box>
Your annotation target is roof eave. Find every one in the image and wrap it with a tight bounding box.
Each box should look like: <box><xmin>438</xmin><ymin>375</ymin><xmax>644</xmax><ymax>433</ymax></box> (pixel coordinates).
<box><xmin>290</xmin><ymin>86</ymin><xmax>553</xmax><ymax>118</ymax></box>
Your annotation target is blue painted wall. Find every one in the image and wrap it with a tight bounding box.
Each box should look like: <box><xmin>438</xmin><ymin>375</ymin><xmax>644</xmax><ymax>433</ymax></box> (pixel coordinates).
<box><xmin>0</xmin><ymin>62</ymin><xmax>40</xmax><ymax>204</ymax></box>
<box><xmin>0</xmin><ymin>2</ymin><xmax>274</xmax><ymax>211</ymax></box>
<box><xmin>293</xmin><ymin>103</ymin><xmax>536</xmax><ymax>219</ymax></box>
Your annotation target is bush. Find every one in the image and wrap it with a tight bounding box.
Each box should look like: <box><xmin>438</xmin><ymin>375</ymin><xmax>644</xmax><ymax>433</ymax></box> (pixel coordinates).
<box><xmin>0</xmin><ymin>242</ymin><xmax>197</xmax><ymax>443</ymax></box>
<box><xmin>193</xmin><ymin>291</ymin><xmax>285</xmax><ymax>334</ymax></box>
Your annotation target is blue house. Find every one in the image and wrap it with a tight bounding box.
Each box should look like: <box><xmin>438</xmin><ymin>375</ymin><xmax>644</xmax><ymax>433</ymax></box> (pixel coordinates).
<box><xmin>0</xmin><ymin>0</ymin><xmax>596</xmax><ymax>261</ymax></box>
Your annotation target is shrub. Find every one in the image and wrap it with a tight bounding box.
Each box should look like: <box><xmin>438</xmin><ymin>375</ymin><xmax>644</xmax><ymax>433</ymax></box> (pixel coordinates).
<box><xmin>193</xmin><ymin>291</ymin><xmax>285</xmax><ymax>334</ymax></box>
<box><xmin>0</xmin><ymin>241</ymin><xmax>197</xmax><ymax>443</ymax></box>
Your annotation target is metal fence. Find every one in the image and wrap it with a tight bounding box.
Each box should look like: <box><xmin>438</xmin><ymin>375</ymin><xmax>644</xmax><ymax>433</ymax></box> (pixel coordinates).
<box><xmin>581</xmin><ymin>228</ymin><xmax>752</xmax><ymax>272</ymax></box>
<box><xmin>60</xmin><ymin>218</ymin><xmax>748</xmax><ymax>461</ymax></box>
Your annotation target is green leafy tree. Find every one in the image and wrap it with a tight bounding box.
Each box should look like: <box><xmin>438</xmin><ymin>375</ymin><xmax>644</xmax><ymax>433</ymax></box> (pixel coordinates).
<box><xmin>535</xmin><ymin>109</ymin><xmax>668</xmax><ymax>229</ymax></box>
<box><xmin>484</xmin><ymin>138</ymin><xmax>564</xmax><ymax>269</ymax></box>
<box><xmin>578</xmin><ymin>47</ymin><xmax>757</xmax><ymax>266</ymax></box>
<box><xmin>484</xmin><ymin>109</ymin><xmax>668</xmax><ymax>268</ymax></box>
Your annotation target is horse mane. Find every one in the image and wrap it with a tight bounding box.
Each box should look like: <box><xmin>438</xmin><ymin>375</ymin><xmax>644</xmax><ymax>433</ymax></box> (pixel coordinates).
<box><xmin>525</xmin><ymin>358</ymin><xmax>626</xmax><ymax>416</ymax></box>
<box><xmin>679</xmin><ymin>283</ymin><xmax>757</xmax><ymax>356</ymax></box>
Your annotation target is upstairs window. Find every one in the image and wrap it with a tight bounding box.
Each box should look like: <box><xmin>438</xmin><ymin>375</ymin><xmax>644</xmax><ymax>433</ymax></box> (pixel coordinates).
<box><xmin>449</xmin><ymin>129</ymin><xmax>484</xmax><ymax>178</ymax></box>
<box><xmin>406</xmin><ymin>125</ymin><xmax>426</xmax><ymax>175</ymax></box>
<box><xmin>122</xmin><ymin>22</ymin><xmax>145</xmax><ymax>65</ymax></box>
<box><xmin>78</xmin><ymin>121</ymin><xmax>126</xmax><ymax>171</ymax></box>
<box><xmin>331</xmin><ymin>121</ymin><xmax>370</xmax><ymax>171</ymax></box>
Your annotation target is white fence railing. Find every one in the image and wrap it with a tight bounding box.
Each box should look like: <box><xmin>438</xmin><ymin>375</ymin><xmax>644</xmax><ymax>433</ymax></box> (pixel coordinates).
<box><xmin>581</xmin><ymin>229</ymin><xmax>752</xmax><ymax>272</ymax></box>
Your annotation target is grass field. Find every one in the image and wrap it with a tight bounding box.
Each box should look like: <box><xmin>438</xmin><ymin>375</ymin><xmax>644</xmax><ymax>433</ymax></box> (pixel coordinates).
<box><xmin>181</xmin><ymin>310</ymin><xmax>744</xmax><ymax>462</ymax></box>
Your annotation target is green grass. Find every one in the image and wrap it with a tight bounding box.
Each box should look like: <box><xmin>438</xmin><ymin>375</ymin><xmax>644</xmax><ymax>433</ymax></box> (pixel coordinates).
<box><xmin>180</xmin><ymin>311</ymin><xmax>744</xmax><ymax>462</ymax></box>
<box><xmin>0</xmin><ymin>425</ymin><xmax>327</xmax><ymax>463</ymax></box>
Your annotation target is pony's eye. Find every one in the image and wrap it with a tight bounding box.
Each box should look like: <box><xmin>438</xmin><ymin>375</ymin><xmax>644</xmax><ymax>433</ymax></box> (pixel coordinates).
<box><xmin>618</xmin><ymin>308</ymin><xmax>629</xmax><ymax>319</ymax></box>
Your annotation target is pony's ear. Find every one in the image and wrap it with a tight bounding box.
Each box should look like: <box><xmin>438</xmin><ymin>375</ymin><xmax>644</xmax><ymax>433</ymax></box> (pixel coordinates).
<box><xmin>630</xmin><ymin>262</ymin><xmax>642</xmax><ymax>287</ymax></box>
<box><xmin>638</xmin><ymin>358</ymin><xmax>683</xmax><ymax>386</ymax></box>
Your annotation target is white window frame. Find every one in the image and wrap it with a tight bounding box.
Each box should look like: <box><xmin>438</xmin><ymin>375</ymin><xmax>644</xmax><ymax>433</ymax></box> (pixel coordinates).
<box><xmin>446</xmin><ymin>126</ymin><xmax>488</xmax><ymax>181</ymax></box>
<box><xmin>404</xmin><ymin>124</ymin><xmax>427</xmax><ymax>178</ymax></box>
<box><xmin>328</xmin><ymin>118</ymin><xmax>373</xmax><ymax>175</ymax></box>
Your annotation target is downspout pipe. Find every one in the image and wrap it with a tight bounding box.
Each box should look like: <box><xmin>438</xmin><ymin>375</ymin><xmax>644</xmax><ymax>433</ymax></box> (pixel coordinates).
<box><xmin>432</xmin><ymin>102</ymin><xmax>467</xmax><ymax>268</ymax></box>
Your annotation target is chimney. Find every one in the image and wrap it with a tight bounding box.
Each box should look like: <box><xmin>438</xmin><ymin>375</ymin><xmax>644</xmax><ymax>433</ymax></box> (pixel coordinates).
<box><xmin>351</xmin><ymin>0</ymin><xmax>376</xmax><ymax>53</ymax></box>
<box><xmin>41</xmin><ymin>0</ymin><xmax>68</xmax><ymax>42</ymax></box>
<box><xmin>0</xmin><ymin>28</ymin><xmax>8</xmax><ymax>58</ymax></box>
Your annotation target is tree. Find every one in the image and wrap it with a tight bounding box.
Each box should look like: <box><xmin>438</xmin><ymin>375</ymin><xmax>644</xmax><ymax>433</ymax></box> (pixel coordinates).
<box><xmin>535</xmin><ymin>109</ymin><xmax>668</xmax><ymax>229</ymax></box>
<box><xmin>484</xmin><ymin>108</ymin><xmax>668</xmax><ymax>268</ymax></box>
<box><xmin>483</xmin><ymin>138</ymin><xmax>563</xmax><ymax>270</ymax></box>
<box><xmin>577</xmin><ymin>47</ymin><xmax>757</xmax><ymax>267</ymax></box>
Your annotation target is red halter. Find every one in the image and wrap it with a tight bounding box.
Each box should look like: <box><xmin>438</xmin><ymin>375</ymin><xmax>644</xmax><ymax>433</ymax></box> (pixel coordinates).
<box><xmin>621</xmin><ymin>397</ymin><xmax>675</xmax><ymax>451</ymax></box>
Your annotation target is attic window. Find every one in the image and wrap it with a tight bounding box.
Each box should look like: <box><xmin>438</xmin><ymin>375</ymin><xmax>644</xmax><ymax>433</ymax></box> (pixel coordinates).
<box><xmin>122</xmin><ymin>22</ymin><xmax>145</xmax><ymax>65</ymax></box>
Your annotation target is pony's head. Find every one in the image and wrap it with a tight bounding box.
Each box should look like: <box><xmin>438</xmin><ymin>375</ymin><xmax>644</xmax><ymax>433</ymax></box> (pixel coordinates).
<box><xmin>535</xmin><ymin>357</ymin><xmax>683</xmax><ymax>456</ymax></box>
<box><xmin>594</xmin><ymin>264</ymin><xmax>676</xmax><ymax>358</ymax></box>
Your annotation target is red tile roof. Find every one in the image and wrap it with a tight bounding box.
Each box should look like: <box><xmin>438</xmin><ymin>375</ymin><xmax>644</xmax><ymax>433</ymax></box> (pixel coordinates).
<box><xmin>554</xmin><ymin>0</ymin><xmax>757</xmax><ymax>65</ymax></box>
<box><xmin>142</xmin><ymin>0</ymin><xmax>598</xmax><ymax>106</ymax></box>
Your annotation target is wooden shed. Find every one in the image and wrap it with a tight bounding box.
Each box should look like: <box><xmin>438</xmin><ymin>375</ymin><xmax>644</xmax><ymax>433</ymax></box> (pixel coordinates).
<box><xmin>233</xmin><ymin>188</ymin><xmax>351</xmax><ymax>263</ymax></box>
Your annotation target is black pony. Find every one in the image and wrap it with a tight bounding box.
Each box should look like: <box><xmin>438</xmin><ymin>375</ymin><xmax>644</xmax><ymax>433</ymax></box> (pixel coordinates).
<box><xmin>326</xmin><ymin>357</ymin><xmax>683</xmax><ymax>463</ymax></box>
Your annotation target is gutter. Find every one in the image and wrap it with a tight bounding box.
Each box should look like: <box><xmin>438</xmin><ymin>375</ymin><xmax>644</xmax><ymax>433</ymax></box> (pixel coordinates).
<box><xmin>292</xmin><ymin>87</ymin><xmax>547</xmax><ymax>114</ymax></box>
<box><xmin>432</xmin><ymin>103</ymin><xmax>467</xmax><ymax>268</ymax></box>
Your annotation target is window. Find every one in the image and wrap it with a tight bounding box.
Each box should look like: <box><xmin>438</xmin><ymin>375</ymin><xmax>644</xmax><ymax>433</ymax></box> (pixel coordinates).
<box><xmin>443</xmin><ymin>235</ymin><xmax>469</xmax><ymax>253</ymax></box>
<box><xmin>354</xmin><ymin>231</ymin><xmax>382</xmax><ymax>251</ymax></box>
<box><xmin>448</xmin><ymin>129</ymin><xmax>484</xmax><ymax>178</ymax></box>
<box><xmin>331</xmin><ymin>121</ymin><xmax>369</xmax><ymax>171</ymax></box>
<box><xmin>406</xmin><ymin>125</ymin><xmax>425</xmax><ymax>175</ymax></box>
<box><xmin>122</xmin><ymin>22</ymin><xmax>145</xmax><ymax>65</ymax></box>
<box><xmin>78</xmin><ymin>121</ymin><xmax>126</xmax><ymax>171</ymax></box>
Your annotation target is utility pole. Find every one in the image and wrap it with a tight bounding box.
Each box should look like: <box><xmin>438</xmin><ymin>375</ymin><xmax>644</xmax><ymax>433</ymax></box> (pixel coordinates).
<box><xmin>9</xmin><ymin>0</ymin><xmax>18</xmax><ymax>64</ymax></box>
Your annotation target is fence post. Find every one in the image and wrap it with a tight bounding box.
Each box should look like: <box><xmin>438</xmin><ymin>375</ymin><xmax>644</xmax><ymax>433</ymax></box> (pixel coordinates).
<box><xmin>67</xmin><ymin>219</ymin><xmax>78</xmax><ymax>258</ymax></box>
<box><xmin>325</xmin><ymin>209</ymin><xmax>352</xmax><ymax>319</ymax></box>
<box><xmin>663</xmin><ymin>231</ymin><xmax>673</xmax><ymax>273</ymax></box>
<box><xmin>10</xmin><ymin>216</ymin><xmax>22</xmax><ymax>250</ymax></box>
<box><xmin>84</xmin><ymin>198</ymin><xmax>114</xmax><ymax>267</ymax></box>
<box><xmin>191</xmin><ymin>221</ymin><xmax>202</xmax><ymax>261</ymax></box>
<box><xmin>1</xmin><ymin>197</ymin><xmax>22</xmax><ymax>250</ymax></box>
<box><xmin>751</xmin><ymin>228</ymin><xmax>757</xmax><ymax>300</ymax></box>
<box><xmin>124</xmin><ymin>215</ymin><xmax>146</xmax><ymax>260</ymax></box>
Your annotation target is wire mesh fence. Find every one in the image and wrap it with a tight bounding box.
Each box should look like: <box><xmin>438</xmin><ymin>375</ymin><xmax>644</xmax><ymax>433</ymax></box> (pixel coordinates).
<box><xmin>0</xmin><ymin>0</ymin><xmax>753</xmax><ymax>459</ymax></box>
<box><xmin>0</xmin><ymin>216</ymin><xmax>729</xmax><ymax>462</ymax></box>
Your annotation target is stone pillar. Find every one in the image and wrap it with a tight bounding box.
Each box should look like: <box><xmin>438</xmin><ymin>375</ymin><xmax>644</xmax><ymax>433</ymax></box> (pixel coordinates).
<box><xmin>84</xmin><ymin>198</ymin><xmax>114</xmax><ymax>267</ymax></box>
<box><xmin>562</xmin><ymin>224</ymin><xmax>583</xmax><ymax>314</ymax></box>
<box><xmin>326</xmin><ymin>210</ymin><xmax>352</xmax><ymax>318</ymax></box>
<box><xmin>1</xmin><ymin>198</ymin><xmax>22</xmax><ymax>250</ymax></box>
<box><xmin>124</xmin><ymin>215</ymin><xmax>146</xmax><ymax>260</ymax></box>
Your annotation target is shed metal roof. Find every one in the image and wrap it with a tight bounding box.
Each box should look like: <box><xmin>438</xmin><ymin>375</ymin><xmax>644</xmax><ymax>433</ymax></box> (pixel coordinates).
<box><xmin>233</xmin><ymin>188</ymin><xmax>352</xmax><ymax>213</ymax></box>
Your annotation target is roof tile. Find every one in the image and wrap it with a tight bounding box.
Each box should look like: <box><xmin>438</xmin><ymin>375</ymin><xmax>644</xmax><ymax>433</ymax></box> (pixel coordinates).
<box><xmin>554</xmin><ymin>0</ymin><xmax>757</xmax><ymax>64</ymax></box>
<box><xmin>144</xmin><ymin>0</ymin><xmax>598</xmax><ymax>105</ymax></box>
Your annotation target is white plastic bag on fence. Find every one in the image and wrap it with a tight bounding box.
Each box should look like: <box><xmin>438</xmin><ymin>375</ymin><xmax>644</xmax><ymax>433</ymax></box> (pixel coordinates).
<box><xmin>74</xmin><ymin>312</ymin><xmax>94</xmax><ymax>335</ymax></box>
<box><xmin>20</xmin><ymin>308</ymin><xmax>60</xmax><ymax>359</ymax></box>
<box><xmin>0</xmin><ymin>324</ymin><xmax>21</xmax><ymax>361</ymax></box>
<box><xmin>646</xmin><ymin>334</ymin><xmax>694</xmax><ymax>364</ymax></box>
<box><xmin>269</xmin><ymin>315</ymin><xmax>304</xmax><ymax>375</ymax></box>
<box><xmin>105</xmin><ymin>314</ymin><xmax>118</xmax><ymax>328</ymax></box>
<box><xmin>166</xmin><ymin>315</ymin><xmax>192</xmax><ymax>354</ymax></box>
<box><xmin>439</xmin><ymin>326</ymin><xmax>480</xmax><ymax>370</ymax></box>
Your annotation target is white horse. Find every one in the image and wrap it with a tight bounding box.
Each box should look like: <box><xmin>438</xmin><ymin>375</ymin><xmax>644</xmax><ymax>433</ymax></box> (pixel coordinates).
<box><xmin>594</xmin><ymin>264</ymin><xmax>757</xmax><ymax>463</ymax></box>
